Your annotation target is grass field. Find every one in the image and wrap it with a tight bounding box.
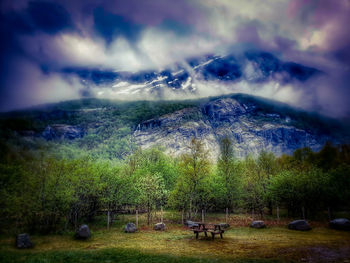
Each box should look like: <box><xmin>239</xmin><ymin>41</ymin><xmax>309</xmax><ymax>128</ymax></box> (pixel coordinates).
<box><xmin>1</xmin><ymin>213</ymin><xmax>349</xmax><ymax>263</ymax></box>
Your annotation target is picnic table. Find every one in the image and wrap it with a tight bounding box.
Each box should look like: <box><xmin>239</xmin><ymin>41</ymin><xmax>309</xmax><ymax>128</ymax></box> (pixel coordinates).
<box><xmin>190</xmin><ymin>222</ymin><xmax>224</xmax><ymax>239</ymax></box>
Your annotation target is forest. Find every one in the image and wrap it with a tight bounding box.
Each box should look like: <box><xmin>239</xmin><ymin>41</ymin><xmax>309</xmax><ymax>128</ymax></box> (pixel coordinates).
<box><xmin>1</xmin><ymin>136</ymin><xmax>349</xmax><ymax>234</ymax></box>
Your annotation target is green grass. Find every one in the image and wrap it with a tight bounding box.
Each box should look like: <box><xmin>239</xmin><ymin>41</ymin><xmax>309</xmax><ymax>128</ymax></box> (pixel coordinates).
<box><xmin>0</xmin><ymin>248</ymin><xmax>281</xmax><ymax>263</ymax></box>
<box><xmin>1</xmin><ymin>213</ymin><xmax>350</xmax><ymax>263</ymax></box>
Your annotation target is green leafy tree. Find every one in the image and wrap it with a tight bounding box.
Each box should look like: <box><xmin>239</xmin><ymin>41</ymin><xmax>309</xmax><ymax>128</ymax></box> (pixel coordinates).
<box><xmin>269</xmin><ymin>167</ymin><xmax>329</xmax><ymax>218</ymax></box>
<box><xmin>242</xmin><ymin>155</ymin><xmax>265</xmax><ymax>218</ymax></box>
<box><xmin>135</xmin><ymin>147</ymin><xmax>178</xmax><ymax>192</ymax></box>
<box><xmin>99</xmin><ymin>161</ymin><xmax>135</xmax><ymax>228</ymax></box>
<box><xmin>217</xmin><ymin>136</ymin><xmax>241</xmax><ymax>213</ymax></box>
<box><xmin>136</xmin><ymin>172</ymin><xmax>166</xmax><ymax>225</ymax></box>
<box><xmin>170</xmin><ymin>138</ymin><xmax>211</xmax><ymax>219</ymax></box>
<box><xmin>257</xmin><ymin>151</ymin><xmax>277</xmax><ymax>215</ymax></box>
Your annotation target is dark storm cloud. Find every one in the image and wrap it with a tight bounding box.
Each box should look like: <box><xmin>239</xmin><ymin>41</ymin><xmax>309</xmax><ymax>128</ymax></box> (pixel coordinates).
<box><xmin>93</xmin><ymin>7</ymin><xmax>143</xmax><ymax>44</ymax></box>
<box><xmin>0</xmin><ymin>0</ymin><xmax>349</xmax><ymax>119</ymax></box>
<box><xmin>98</xmin><ymin>0</ymin><xmax>205</xmax><ymax>26</ymax></box>
<box><xmin>0</xmin><ymin>1</ymin><xmax>73</xmax><ymax>38</ymax></box>
<box><xmin>27</xmin><ymin>1</ymin><xmax>73</xmax><ymax>34</ymax></box>
<box><xmin>287</xmin><ymin>0</ymin><xmax>350</xmax><ymax>63</ymax></box>
<box><xmin>0</xmin><ymin>1</ymin><xmax>75</xmax><ymax>80</ymax></box>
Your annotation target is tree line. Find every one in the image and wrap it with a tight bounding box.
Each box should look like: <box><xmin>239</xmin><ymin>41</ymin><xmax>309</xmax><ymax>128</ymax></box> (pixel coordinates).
<box><xmin>0</xmin><ymin>138</ymin><xmax>349</xmax><ymax>233</ymax></box>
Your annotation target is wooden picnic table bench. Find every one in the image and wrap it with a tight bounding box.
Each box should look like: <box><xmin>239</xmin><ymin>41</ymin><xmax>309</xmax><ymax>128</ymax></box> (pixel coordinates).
<box><xmin>189</xmin><ymin>222</ymin><xmax>225</xmax><ymax>239</ymax></box>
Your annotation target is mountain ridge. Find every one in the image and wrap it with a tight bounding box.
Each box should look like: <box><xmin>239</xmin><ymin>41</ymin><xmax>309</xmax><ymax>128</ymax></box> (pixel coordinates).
<box><xmin>1</xmin><ymin>93</ymin><xmax>348</xmax><ymax>160</ymax></box>
<box><xmin>133</xmin><ymin>96</ymin><xmax>340</xmax><ymax>159</ymax></box>
<box><xmin>57</xmin><ymin>50</ymin><xmax>321</xmax><ymax>101</ymax></box>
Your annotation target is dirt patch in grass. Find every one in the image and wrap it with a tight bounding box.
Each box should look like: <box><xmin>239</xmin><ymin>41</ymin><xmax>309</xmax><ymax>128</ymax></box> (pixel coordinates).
<box><xmin>279</xmin><ymin>245</ymin><xmax>350</xmax><ymax>263</ymax></box>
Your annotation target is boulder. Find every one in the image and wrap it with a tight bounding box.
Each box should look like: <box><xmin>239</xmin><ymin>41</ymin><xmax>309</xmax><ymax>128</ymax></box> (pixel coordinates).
<box><xmin>288</xmin><ymin>220</ymin><xmax>311</xmax><ymax>231</ymax></box>
<box><xmin>250</xmin><ymin>220</ymin><xmax>266</xmax><ymax>229</ymax></box>
<box><xmin>219</xmin><ymin>223</ymin><xmax>230</xmax><ymax>229</ymax></box>
<box><xmin>184</xmin><ymin>220</ymin><xmax>199</xmax><ymax>228</ymax></box>
<box><xmin>124</xmin><ymin>223</ymin><xmax>137</xmax><ymax>233</ymax></box>
<box><xmin>154</xmin><ymin>222</ymin><xmax>166</xmax><ymax>231</ymax></box>
<box><xmin>75</xmin><ymin>224</ymin><xmax>91</xmax><ymax>239</ymax></box>
<box><xmin>16</xmin><ymin>233</ymin><xmax>33</xmax><ymax>249</ymax></box>
<box><xmin>329</xmin><ymin>218</ymin><xmax>350</xmax><ymax>231</ymax></box>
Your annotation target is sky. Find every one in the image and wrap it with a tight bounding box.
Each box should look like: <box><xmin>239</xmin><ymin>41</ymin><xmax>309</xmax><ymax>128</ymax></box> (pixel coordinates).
<box><xmin>0</xmin><ymin>0</ymin><xmax>349</xmax><ymax>119</ymax></box>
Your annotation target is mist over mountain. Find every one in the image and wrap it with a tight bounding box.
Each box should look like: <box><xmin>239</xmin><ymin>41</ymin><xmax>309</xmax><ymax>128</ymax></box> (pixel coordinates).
<box><xmin>1</xmin><ymin>0</ymin><xmax>350</xmax><ymax>119</ymax></box>
<box><xmin>61</xmin><ymin>51</ymin><xmax>320</xmax><ymax>102</ymax></box>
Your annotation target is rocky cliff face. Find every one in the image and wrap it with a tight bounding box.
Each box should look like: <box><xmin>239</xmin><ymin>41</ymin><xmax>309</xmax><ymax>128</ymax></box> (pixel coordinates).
<box><xmin>134</xmin><ymin>98</ymin><xmax>331</xmax><ymax>159</ymax></box>
<box><xmin>42</xmin><ymin>124</ymin><xmax>85</xmax><ymax>140</ymax></box>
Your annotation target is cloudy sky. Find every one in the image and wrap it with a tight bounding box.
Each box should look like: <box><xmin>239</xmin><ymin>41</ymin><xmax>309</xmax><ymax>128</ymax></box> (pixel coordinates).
<box><xmin>0</xmin><ymin>0</ymin><xmax>349</xmax><ymax>118</ymax></box>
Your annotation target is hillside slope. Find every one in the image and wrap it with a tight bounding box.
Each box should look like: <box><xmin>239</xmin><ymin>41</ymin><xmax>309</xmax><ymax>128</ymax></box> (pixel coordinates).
<box><xmin>134</xmin><ymin>96</ymin><xmax>338</xmax><ymax>159</ymax></box>
<box><xmin>0</xmin><ymin>94</ymin><xmax>348</xmax><ymax>159</ymax></box>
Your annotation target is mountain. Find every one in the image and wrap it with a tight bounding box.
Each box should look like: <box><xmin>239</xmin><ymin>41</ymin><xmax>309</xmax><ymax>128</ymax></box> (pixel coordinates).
<box><xmin>134</xmin><ymin>96</ymin><xmax>341</xmax><ymax>159</ymax></box>
<box><xmin>62</xmin><ymin>51</ymin><xmax>320</xmax><ymax>99</ymax></box>
<box><xmin>1</xmin><ymin>94</ymin><xmax>348</xmax><ymax>160</ymax></box>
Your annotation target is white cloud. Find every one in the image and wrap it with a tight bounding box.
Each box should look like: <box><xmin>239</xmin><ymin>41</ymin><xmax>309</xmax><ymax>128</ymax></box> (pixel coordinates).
<box><xmin>3</xmin><ymin>0</ymin><xmax>348</xmax><ymax>118</ymax></box>
<box><xmin>2</xmin><ymin>58</ymin><xmax>83</xmax><ymax>111</ymax></box>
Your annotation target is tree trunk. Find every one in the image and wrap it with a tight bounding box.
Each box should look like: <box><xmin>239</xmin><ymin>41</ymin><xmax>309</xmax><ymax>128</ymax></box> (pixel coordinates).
<box><xmin>107</xmin><ymin>210</ymin><xmax>110</xmax><ymax>230</ymax></box>
<box><xmin>136</xmin><ymin>209</ymin><xmax>139</xmax><ymax>228</ymax></box>
<box><xmin>327</xmin><ymin>206</ymin><xmax>332</xmax><ymax>221</ymax></box>
<box><xmin>161</xmin><ymin>206</ymin><xmax>163</xmax><ymax>223</ymax></box>
<box><xmin>268</xmin><ymin>201</ymin><xmax>273</xmax><ymax>215</ymax></box>
<box><xmin>226</xmin><ymin>207</ymin><xmax>228</xmax><ymax>223</ymax></box>
<box><xmin>181</xmin><ymin>210</ymin><xmax>184</xmax><ymax>225</ymax></box>
<box><xmin>202</xmin><ymin>209</ymin><xmax>204</xmax><ymax>223</ymax></box>
<box><xmin>75</xmin><ymin>211</ymin><xmax>78</xmax><ymax>230</ymax></box>
<box><xmin>189</xmin><ymin>197</ymin><xmax>192</xmax><ymax>220</ymax></box>
<box><xmin>64</xmin><ymin>215</ymin><xmax>69</xmax><ymax>231</ymax></box>
<box><xmin>277</xmin><ymin>206</ymin><xmax>280</xmax><ymax>222</ymax></box>
<box><xmin>302</xmin><ymin>206</ymin><xmax>305</xmax><ymax>220</ymax></box>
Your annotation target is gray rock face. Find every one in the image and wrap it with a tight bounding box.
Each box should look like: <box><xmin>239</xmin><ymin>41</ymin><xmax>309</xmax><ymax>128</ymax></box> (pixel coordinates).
<box><xmin>288</xmin><ymin>220</ymin><xmax>311</xmax><ymax>231</ymax></box>
<box><xmin>75</xmin><ymin>224</ymin><xmax>91</xmax><ymax>239</ymax></box>
<box><xmin>202</xmin><ymin>98</ymin><xmax>247</xmax><ymax>121</ymax></box>
<box><xmin>135</xmin><ymin>107</ymin><xmax>219</xmax><ymax>159</ymax></box>
<box><xmin>154</xmin><ymin>222</ymin><xmax>166</xmax><ymax>231</ymax></box>
<box><xmin>42</xmin><ymin>124</ymin><xmax>85</xmax><ymax>140</ymax></box>
<box><xmin>124</xmin><ymin>223</ymin><xmax>137</xmax><ymax>233</ymax></box>
<box><xmin>329</xmin><ymin>218</ymin><xmax>350</xmax><ymax>231</ymax></box>
<box><xmin>250</xmin><ymin>220</ymin><xmax>266</xmax><ymax>229</ymax></box>
<box><xmin>16</xmin><ymin>233</ymin><xmax>33</xmax><ymax>249</ymax></box>
<box><xmin>134</xmin><ymin>98</ymin><xmax>331</xmax><ymax>159</ymax></box>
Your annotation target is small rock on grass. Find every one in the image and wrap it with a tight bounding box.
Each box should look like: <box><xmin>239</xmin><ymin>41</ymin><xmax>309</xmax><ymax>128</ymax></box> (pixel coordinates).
<box><xmin>75</xmin><ymin>224</ymin><xmax>91</xmax><ymax>239</ymax></box>
<box><xmin>250</xmin><ymin>220</ymin><xmax>266</xmax><ymax>229</ymax></box>
<box><xmin>329</xmin><ymin>218</ymin><xmax>350</xmax><ymax>231</ymax></box>
<box><xmin>185</xmin><ymin>220</ymin><xmax>199</xmax><ymax>228</ymax></box>
<box><xmin>219</xmin><ymin>223</ymin><xmax>230</xmax><ymax>229</ymax></box>
<box><xmin>288</xmin><ymin>220</ymin><xmax>311</xmax><ymax>231</ymax></box>
<box><xmin>154</xmin><ymin>222</ymin><xmax>166</xmax><ymax>231</ymax></box>
<box><xmin>124</xmin><ymin>222</ymin><xmax>137</xmax><ymax>233</ymax></box>
<box><xmin>16</xmin><ymin>233</ymin><xmax>34</xmax><ymax>249</ymax></box>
